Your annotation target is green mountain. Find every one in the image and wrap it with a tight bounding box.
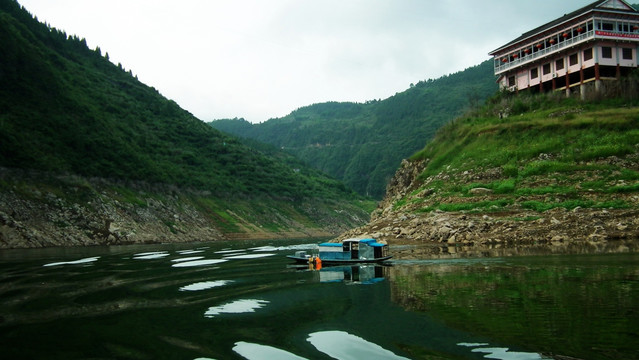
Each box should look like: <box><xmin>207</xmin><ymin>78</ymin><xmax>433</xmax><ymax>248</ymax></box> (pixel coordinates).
<box><xmin>0</xmin><ymin>0</ymin><xmax>372</xmax><ymax>248</ymax></box>
<box><xmin>210</xmin><ymin>61</ymin><xmax>498</xmax><ymax>199</ymax></box>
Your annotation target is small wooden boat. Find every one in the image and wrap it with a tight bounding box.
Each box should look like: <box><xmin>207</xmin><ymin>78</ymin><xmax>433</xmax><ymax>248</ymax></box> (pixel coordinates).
<box><xmin>287</xmin><ymin>238</ymin><xmax>392</xmax><ymax>264</ymax></box>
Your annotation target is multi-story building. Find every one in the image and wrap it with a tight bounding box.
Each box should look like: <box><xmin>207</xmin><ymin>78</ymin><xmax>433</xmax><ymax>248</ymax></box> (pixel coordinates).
<box><xmin>489</xmin><ymin>0</ymin><xmax>639</xmax><ymax>96</ymax></box>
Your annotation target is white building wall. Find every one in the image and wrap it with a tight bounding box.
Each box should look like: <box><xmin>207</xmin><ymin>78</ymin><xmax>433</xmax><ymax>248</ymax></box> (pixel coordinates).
<box><xmin>517</xmin><ymin>71</ymin><xmax>529</xmax><ymax>90</ymax></box>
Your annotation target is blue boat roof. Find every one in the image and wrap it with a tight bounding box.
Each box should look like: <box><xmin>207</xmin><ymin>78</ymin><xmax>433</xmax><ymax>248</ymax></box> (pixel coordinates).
<box><xmin>367</xmin><ymin>242</ymin><xmax>386</xmax><ymax>247</ymax></box>
<box><xmin>359</xmin><ymin>239</ymin><xmax>386</xmax><ymax>247</ymax></box>
<box><xmin>319</xmin><ymin>239</ymin><xmax>387</xmax><ymax>247</ymax></box>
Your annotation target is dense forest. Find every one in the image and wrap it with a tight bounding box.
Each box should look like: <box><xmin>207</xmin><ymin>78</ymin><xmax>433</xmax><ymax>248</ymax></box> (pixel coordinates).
<box><xmin>210</xmin><ymin>61</ymin><xmax>498</xmax><ymax>198</ymax></box>
<box><xmin>0</xmin><ymin>0</ymin><xmax>359</xmax><ymax>201</ymax></box>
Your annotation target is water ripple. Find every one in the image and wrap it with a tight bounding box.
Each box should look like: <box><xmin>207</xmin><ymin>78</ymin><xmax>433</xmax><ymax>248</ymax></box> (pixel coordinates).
<box><xmin>233</xmin><ymin>341</ymin><xmax>306</xmax><ymax>360</ymax></box>
<box><xmin>204</xmin><ymin>299</ymin><xmax>269</xmax><ymax>318</ymax></box>
<box><xmin>172</xmin><ymin>259</ymin><xmax>227</xmax><ymax>268</ymax></box>
<box><xmin>307</xmin><ymin>330</ymin><xmax>409</xmax><ymax>360</ymax></box>
<box><xmin>179</xmin><ymin>280</ymin><xmax>233</xmax><ymax>292</ymax></box>
<box><xmin>43</xmin><ymin>257</ymin><xmax>100</xmax><ymax>267</ymax></box>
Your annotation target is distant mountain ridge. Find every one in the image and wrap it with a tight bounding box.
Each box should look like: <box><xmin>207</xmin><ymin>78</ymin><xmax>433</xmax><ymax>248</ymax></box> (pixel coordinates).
<box><xmin>210</xmin><ymin>60</ymin><xmax>498</xmax><ymax>198</ymax></box>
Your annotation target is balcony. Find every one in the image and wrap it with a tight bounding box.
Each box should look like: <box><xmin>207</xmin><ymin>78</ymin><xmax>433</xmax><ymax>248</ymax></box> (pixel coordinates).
<box><xmin>494</xmin><ymin>30</ymin><xmax>595</xmax><ymax>75</ymax></box>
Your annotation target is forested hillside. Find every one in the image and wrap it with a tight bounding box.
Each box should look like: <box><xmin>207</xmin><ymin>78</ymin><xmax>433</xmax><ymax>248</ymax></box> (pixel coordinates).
<box><xmin>0</xmin><ymin>0</ymin><xmax>371</xmax><ymax>248</ymax></box>
<box><xmin>210</xmin><ymin>61</ymin><xmax>498</xmax><ymax>198</ymax></box>
<box><xmin>0</xmin><ymin>0</ymin><xmax>359</xmax><ymax>200</ymax></box>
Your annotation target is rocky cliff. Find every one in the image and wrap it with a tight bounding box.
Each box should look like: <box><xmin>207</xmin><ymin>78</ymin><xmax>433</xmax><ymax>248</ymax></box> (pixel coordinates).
<box><xmin>0</xmin><ymin>168</ymin><xmax>370</xmax><ymax>249</ymax></box>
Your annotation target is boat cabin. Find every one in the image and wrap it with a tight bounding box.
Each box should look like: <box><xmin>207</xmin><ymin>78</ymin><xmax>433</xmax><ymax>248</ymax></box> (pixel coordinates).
<box><xmin>318</xmin><ymin>238</ymin><xmax>388</xmax><ymax>261</ymax></box>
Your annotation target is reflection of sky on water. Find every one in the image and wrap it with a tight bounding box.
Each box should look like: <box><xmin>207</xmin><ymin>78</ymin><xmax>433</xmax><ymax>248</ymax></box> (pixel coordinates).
<box><xmin>307</xmin><ymin>331</ymin><xmax>410</xmax><ymax>360</ymax></box>
<box><xmin>204</xmin><ymin>299</ymin><xmax>269</xmax><ymax>318</ymax></box>
<box><xmin>133</xmin><ymin>251</ymin><xmax>170</xmax><ymax>260</ymax></box>
<box><xmin>232</xmin><ymin>330</ymin><xmax>410</xmax><ymax>360</ymax></box>
<box><xmin>171</xmin><ymin>256</ymin><xmax>205</xmax><ymax>263</ymax></box>
<box><xmin>177</xmin><ymin>249</ymin><xmax>205</xmax><ymax>255</ymax></box>
<box><xmin>179</xmin><ymin>280</ymin><xmax>233</xmax><ymax>292</ymax></box>
<box><xmin>215</xmin><ymin>249</ymin><xmax>245</xmax><ymax>254</ymax></box>
<box><xmin>43</xmin><ymin>256</ymin><xmax>100</xmax><ymax>267</ymax></box>
<box><xmin>171</xmin><ymin>259</ymin><xmax>227</xmax><ymax>268</ymax></box>
<box><xmin>250</xmin><ymin>244</ymin><xmax>316</xmax><ymax>252</ymax></box>
<box><xmin>224</xmin><ymin>253</ymin><xmax>275</xmax><ymax>260</ymax></box>
<box><xmin>233</xmin><ymin>341</ymin><xmax>307</xmax><ymax>360</ymax></box>
<box><xmin>458</xmin><ymin>343</ymin><xmax>552</xmax><ymax>360</ymax></box>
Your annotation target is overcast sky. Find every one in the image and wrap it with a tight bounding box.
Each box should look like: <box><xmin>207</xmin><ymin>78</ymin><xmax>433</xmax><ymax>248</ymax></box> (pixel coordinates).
<box><xmin>19</xmin><ymin>0</ymin><xmax>597</xmax><ymax>123</ymax></box>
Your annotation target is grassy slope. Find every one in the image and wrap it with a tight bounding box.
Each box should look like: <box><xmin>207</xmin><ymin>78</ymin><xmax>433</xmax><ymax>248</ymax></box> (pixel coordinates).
<box><xmin>404</xmin><ymin>93</ymin><xmax>639</xmax><ymax>214</ymax></box>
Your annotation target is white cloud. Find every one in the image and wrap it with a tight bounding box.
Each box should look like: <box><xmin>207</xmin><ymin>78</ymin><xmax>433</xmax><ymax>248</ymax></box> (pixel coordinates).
<box><xmin>19</xmin><ymin>0</ymin><xmax>596</xmax><ymax>122</ymax></box>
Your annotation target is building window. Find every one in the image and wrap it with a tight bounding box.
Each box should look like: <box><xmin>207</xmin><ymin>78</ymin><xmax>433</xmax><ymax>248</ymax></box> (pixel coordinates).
<box><xmin>619</xmin><ymin>23</ymin><xmax>631</xmax><ymax>33</ymax></box>
<box><xmin>569</xmin><ymin>53</ymin><xmax>579</xmax><ymax>66</ymax></box>
<box><xmin>598</xmin><ymin>22</ymin><xmax>614</xmax><ymax>31</ymax></box>
<box><xmin>556</xmin><ymin>59</ymin><xmax>564</xmax><ymax>71</ymax></box>
<box><xmin>602</xmin><ymin>47</ymin><xmax>613</xmax><ymax>59</ymax></box>
<box><xmin>508</xmin><ymin>76</ymin><xmax>516</xmax><ymax>87</ymax></box>
<box><xmin>583</xmin><ymin>48</ymin><xmax>593</xmax><ymax>61</ymax></box>
<box><xmin>623</xmin><ymin>48</ymin><xmax>633</xmax><ymax>60</ymax></box>
<box><xmin>531</xmin><ymin>68</ymin><xmax>539</xmax><ymax>79</ymax></box>
<box><xmin>543</xmin><ymin>63</ymin><xmax>551</xmax><ymax>75</ymax></box>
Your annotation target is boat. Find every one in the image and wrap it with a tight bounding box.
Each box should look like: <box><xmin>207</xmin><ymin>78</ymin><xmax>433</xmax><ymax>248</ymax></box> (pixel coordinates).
<box><xmin>287</xmin><ymin>238</ymin><xmax>392</xmax><ymax>264</ymax></box>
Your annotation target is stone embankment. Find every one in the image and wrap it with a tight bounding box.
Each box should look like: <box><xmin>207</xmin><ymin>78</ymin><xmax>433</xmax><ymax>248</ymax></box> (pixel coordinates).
<box><xmin>339</xmin><ymin>159</ymin><xmax>639</xmax><ymax>258</ymax></box>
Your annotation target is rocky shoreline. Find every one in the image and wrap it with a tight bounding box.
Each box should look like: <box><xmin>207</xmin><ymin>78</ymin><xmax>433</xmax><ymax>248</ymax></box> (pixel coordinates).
<box><xmin>337</xmin><ymin>159</ymin><xmax>639</xmax><ymax>258</ymax></box>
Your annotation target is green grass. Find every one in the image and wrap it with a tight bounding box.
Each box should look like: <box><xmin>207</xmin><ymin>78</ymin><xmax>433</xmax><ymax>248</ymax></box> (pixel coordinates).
<box><xmin>419</xmin><ymin>199</ymin><xmax>513</xmax><ymax>213</ymax></box>
<box><xmin>521</xmin><ymin>199</ymin><xmax>630</xmax><ymax>212</ymax></box>
<box><xmin>112</xmin><ymin>186</ymin><xmax>147</xmax><ymax>207</ymax></box>
<box><xmin>403</xmin><ymin>93</ymin><xmax>639</xmax><ymax>214</ymax></box>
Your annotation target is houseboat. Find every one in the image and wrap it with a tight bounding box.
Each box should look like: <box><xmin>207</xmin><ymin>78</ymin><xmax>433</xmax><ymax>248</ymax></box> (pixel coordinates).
<box><xmin>287</xmin><ymin>238</ymin><xmax>392</xmax><ymax>264</ymax></box>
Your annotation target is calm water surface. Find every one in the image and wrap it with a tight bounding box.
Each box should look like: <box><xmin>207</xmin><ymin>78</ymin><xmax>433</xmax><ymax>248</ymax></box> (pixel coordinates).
<box><xmin>0</xmin><ymin>239</ymin><xmax>637</xmax><ymax>360</ymax></box>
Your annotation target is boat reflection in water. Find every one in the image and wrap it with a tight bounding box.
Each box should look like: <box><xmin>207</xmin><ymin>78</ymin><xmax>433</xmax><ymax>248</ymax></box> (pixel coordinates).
<box><xmin>315</xmin><ymin>264</ymin><xmax>388</xmax><ymax>285</ymax></box>
<box><xmin>288</xmin><ymin>257</ymin><xmax>389</xmax><ymax>285</ymax></box>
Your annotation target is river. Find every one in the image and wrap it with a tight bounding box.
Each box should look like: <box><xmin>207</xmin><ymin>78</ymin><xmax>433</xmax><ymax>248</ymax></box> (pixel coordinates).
<box><xmin>0</xmin><ymin>239</ymin><xmax>637</xmax><ymax>359</ymax></box>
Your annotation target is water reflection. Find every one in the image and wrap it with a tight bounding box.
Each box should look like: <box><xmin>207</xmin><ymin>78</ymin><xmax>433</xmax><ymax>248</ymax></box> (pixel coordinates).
<box><xmin>307</xmin><ymin>330</ymin><xmax>410</xmax><ymax>360</ymax></box>
<box><xmin>171</xmin><ymin>259</ymin><xmax>227</xmax><ymax>268</ymax></box>
<box><xmin>233</xmin><ymin>341</ymin><xmax>306</xmax><ymax>360</ymax></box>
<box><xmin>232</xmin><ymin>330</ymin><xmax>411</xmax><ymax>360</ymax></box>
<box><xmin>2</xmin><ymin>240</ymin><xmax>637</xmax><ymax>360</ymax></box>
<box><xmin>224</xmin><ymin>253</ymin><xmax>276</xmax><ymax>260</ymax></box>
<box><xmin>133</xmin><ymin>251</ymin><xmax>170</xmax><ymax>260</ymax></box>
<box><xmin>392</xmin><ymin>238</ymin><xmax>639</xmax><ymax>260</ymax></box>
<box><xmin>204</xmin><ymin>299</ymin><xmax>269</xmax><ymax>318</ymax></box>
<box><xmin>458</xmin><ymin>343</ymin><xmax>553</xmax><ymax>360</ymax></box>
<box><xmin>177</xmin><ymin>249</ymin><xmax>205</xmax><ymax>255</ymax></box>
<box><xmin>316</xmin><ymin>265</ymin><xmax>387</xmax><ymax>284</ymax></box>
<box><xmin>389</xmin><ymin>254</ymin><xmax>639</xmax><ymax>360</ymax></box>
<box><xmin>215</xmin><ymin>249</ymin><xmax>245</xmax><ymax>254</ymax></box>
<box><xmin>171</xmin><ymin>256</ymin><xmax>205</xmax><ymax>263</ymax></box>
<box><xmin>179</xmin><ymin>280</ymin><xmax>233</xmax><ymax>292</ymax></box>
<box><xmin>42</xmin><ymin>256</ymin><xmax>100</xmax><ymax>267</ymax></box>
